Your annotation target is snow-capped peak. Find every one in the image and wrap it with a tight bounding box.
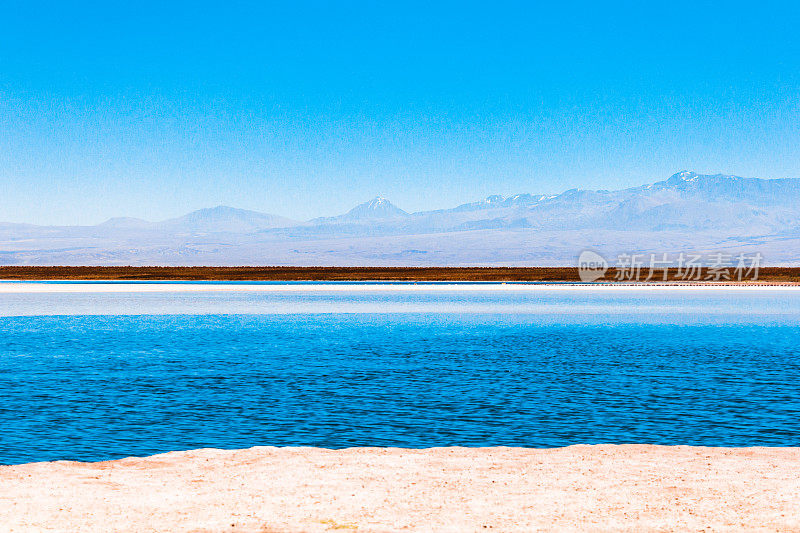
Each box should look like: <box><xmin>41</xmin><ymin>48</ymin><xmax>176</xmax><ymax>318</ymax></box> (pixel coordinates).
<box><xmin>366</xmin><ymin>196</ymin><xmax>391</xmax><ymax>209</ymax></box>
<box><xmin>669</xmin><ymin>170</ymin><xmax>699</xmax><ymax>182</ymax></box>
<box><xmin>340</xmin><ymin>196</ymin><xmax>409</xmax><ymax>220</ymax></box>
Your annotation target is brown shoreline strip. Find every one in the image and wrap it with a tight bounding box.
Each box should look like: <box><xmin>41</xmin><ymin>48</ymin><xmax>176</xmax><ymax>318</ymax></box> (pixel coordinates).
<box><xmin>1</xmin><ymin>265</ymin><xmax>800</xmax><ymax>282</ymax></box>
<box><xmin>2</xmin><ymin>444</ymin><xmax>799</xmax><ymax>532</ymax></box>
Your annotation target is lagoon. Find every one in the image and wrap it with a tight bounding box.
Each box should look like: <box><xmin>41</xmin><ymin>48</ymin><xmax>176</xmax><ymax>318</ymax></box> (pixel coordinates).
<box><xmin>1</xmin><ymin>284</ymin><xmax>799</xmax><ymax>464</ymax></box>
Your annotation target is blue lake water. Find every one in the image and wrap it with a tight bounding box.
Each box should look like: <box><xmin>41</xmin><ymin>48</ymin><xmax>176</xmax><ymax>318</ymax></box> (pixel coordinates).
<box><xmin>1</xmin><ymin>285</ymin><xmax>800</xmax><ymax>464</ymax></box>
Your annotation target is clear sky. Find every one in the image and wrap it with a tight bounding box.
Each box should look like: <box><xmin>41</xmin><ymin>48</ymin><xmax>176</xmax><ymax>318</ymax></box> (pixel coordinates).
<box><xmin>2</xmin><ymin>0</ymin><xmax>799</xmax><ymax>225</ymax></box>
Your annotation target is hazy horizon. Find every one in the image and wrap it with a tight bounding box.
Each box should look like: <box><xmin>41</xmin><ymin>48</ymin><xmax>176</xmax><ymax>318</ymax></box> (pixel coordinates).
<box><xmin>0</xmin><ymin>169</ymin><xmax>793</xmax><ymax>226</ymax></box>
<box><xmin>2</xmin><ymin>169</ymin><xmax>798</xmax><ymax>266</ymax></box>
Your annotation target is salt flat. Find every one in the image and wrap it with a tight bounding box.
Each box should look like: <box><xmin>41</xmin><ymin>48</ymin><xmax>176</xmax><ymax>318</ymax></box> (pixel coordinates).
<box><xmin>0</xmin><ymin>281</ymin><xmax>799</xmax><ymax>293</ymax></box>
<box><xmin>2</xmin><ymin>445</ymin><xmax>799</xmax><ymax>532</ymax></box>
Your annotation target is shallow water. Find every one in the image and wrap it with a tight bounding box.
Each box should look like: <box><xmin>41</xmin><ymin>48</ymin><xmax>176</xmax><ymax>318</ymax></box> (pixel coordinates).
<box><xmin>1</xmin><ymin>286</ymin><xmax>799</xmax><ymax>464</ymax></box>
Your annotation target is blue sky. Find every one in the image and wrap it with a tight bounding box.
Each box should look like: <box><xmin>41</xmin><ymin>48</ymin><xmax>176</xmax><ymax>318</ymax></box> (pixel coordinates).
<box><xmin>2</xmin><ymin>0</ymin><xmax>799</xmax><ymax>224</ymax></box>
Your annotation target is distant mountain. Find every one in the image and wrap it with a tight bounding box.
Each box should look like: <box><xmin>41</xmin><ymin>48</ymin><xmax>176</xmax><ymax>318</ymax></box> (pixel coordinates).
<box><xmin>344</xmin><ymin>196</ymin><xmax>408</xmax><ymax>220</ymax></box>
<box><xmin>1</xmin><ymin>172</ymin><xmax>799</xmax><ymax>266</ymax></box>
<box><xmin>312</xmin><ymin>196</ymin><xmax>408</xmax><ymax>224</ymax></box>
<box><xmin>98</xmin><ymin>217</ymin><xmax>153</xmax><ymax>229</ymax></box>
<box><xmin>158</xmin><ymin>206</ymin><xmax>297</xmax><ymax>234</ymax></box>
<box><xmin>451</xmin><ymin>193</ymin><xmax>548</xmax><ymax>212</ymax></box>
<box><xmin>374</xmin><ymin>171</ymin><xmax>800</xmax><ymax>234</ymax></box>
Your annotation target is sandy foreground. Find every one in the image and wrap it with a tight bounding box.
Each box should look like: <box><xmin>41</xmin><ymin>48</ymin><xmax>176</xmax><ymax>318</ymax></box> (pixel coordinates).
<box><xmin>2</xmin><ymin>445</ymin><xmax>799</xmax><ymax>532</ymax></box>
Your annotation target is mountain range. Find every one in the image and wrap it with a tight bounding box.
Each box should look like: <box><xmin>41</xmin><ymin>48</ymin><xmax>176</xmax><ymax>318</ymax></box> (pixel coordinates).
<box><xmin>2</xmin><ymin>171</ymin><xmax>799</xmax><ymax>266</ymax></box>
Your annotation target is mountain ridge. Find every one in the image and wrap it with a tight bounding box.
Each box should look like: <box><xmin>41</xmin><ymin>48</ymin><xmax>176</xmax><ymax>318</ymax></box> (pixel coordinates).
<box><xmin>2</xmin><ymin>171</ymin><xmax>799</xmax><ymax>266</ymax></box>
<box><xmin>158</xmin><ymin>206</ymin><xmax>297</xmax><ymax>234</ymax></box>
<box><xmin>5</xmin><ymin>171</ymin><xmax>798</xmax><ymax>229</ymax></box>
